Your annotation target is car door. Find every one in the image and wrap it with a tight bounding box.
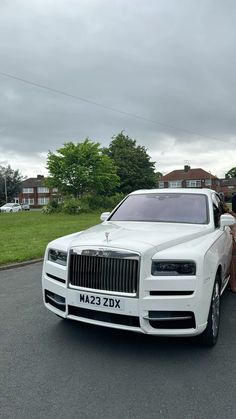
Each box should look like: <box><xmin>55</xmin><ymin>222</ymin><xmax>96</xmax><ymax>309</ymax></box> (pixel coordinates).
<box><xmin>212</xmin><ymin>194</ymin><xmax>232</xmax><ymax>288</ymax></box>
<box><xmin>13</xmin><ymin>204</ymin><xmax>19</xmax><ymax>212</ymax></box>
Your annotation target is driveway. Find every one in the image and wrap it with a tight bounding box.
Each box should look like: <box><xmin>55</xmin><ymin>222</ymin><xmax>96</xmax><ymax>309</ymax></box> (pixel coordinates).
<box><xmin>1</xmin><ymin>263</ymin><xmax>236</xmax><ymax>419</ymax></box>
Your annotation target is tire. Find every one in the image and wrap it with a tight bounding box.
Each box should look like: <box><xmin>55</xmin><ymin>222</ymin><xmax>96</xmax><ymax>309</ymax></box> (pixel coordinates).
<box><xmin>200</xmin><ymin>274</ymin><xmax>221</xmax><ymax>347</ymax></box>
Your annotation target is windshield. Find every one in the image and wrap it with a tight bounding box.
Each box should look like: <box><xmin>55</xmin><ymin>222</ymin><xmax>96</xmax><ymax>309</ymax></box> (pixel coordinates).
<box><xmin>109</xmin><ymin>193</ymin><xmax>209</xmax><ymax>224</ymax></box>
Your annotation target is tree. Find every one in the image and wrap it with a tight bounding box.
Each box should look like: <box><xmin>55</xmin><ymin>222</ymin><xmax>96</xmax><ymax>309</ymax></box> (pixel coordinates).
<box><xmin>0</xmin><ymin>165</ymin><xmax>23</xmax><ymax>205</ymax></box>
<box><xmin>106</xmin><ymin>132</ymin><xmax>157</xmax><ymax>194</ymax></box>
<box><xmin>226</xmin><ymin>167</ymin><xmax>236</xmax><ymax>178</ymax></box>
<box><xmin>46</xmin><ymin>139</ymin><xmax>120</xmax><ymax>197</ymax></box>
<box><xmin>154</xmin><ymin>171</ymin><xmax>163</xmax><ymax>184</ymax></box>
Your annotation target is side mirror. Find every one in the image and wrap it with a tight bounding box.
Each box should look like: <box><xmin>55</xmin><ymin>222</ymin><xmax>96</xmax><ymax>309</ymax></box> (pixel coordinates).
<box><xmin>100</xmin><ymin>212</ymin><xmax>111</xmax><ymax>222</ymax></box>
<box><xmin>220</xmin><ymin>214</ymin><xmax>236</xmax><ymax>230</ymax></box>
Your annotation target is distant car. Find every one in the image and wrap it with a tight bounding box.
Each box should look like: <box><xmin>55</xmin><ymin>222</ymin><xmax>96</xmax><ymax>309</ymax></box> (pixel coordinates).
<box><xmin>0</xmin><ymin>203</ymin><xmax>22</xmax><ymax>213</ymax></box>
<box><xmin>21</xmin><ymin>203</ymin><xmax>30</xmax><ymax>211</ymax></box>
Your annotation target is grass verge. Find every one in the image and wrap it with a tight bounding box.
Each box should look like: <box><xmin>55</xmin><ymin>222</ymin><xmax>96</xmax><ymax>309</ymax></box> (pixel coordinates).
<box><xmin>0</xmin><ymin>211</ymin><xmax>100</xmax><ymax>266</ymax></box>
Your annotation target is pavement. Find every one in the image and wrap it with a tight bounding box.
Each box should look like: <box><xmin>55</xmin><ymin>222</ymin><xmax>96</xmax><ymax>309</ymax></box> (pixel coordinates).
<box><xmin>0</xmin><ymin>258</ymin><xmax>43</xmax><ymax>271</ymax></box>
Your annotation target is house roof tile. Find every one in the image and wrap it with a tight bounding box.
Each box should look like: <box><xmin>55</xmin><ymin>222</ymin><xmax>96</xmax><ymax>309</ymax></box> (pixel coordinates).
<box><xmin>161</xmin><ymin>168</ymin><xmax>218</xmax><ymax>181</ymax></box>
<box><xmin>21</xmin><ymin>177</ymin><xmax>46</xmax><ymax>188</ymax></box>
<box><xmin>220</xmin><ymin>178</ymin><xmax>236</xmax><ymax>186</ymax></box>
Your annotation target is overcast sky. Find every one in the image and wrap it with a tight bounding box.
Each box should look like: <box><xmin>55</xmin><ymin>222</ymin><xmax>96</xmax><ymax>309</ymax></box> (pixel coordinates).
<box><xmin>0</xmin><ymin>0</ymin><xmax>235</xmax><ymax>179</ymax></box>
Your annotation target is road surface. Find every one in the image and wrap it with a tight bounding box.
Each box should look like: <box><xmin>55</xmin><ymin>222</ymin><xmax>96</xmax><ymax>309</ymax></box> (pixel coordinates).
<box><xmin>1</xmin><ymin>263</ymin><xmax>236</xmax><ymax>419</ymax></box>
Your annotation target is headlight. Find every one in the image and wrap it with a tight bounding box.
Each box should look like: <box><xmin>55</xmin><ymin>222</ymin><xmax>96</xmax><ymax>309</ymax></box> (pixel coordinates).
<box><xmin>48</xmin><ymin>249</ymin><xmax>67</xmax><ymax>266</ymax></box>
<box><xmin>151</xmin><ymin>261</ymin><xmax>196</xmax><ymax>276</ymax></box>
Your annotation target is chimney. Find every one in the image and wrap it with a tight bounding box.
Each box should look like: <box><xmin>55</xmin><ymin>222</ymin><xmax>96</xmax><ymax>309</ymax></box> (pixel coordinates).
<box><xmin>37</xmin><ymin>175</ymin><xmax>44</xmax><ymax>179</ymax></box>
<box><xmin>184</xmin><ymin>165</ymin><xmax>190</xmax><ymax>172</ymax></box>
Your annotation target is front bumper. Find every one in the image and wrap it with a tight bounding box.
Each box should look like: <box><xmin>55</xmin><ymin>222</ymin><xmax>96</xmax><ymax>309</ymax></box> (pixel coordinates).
<box><xmin>42</xmin><ymin>263</ymin><xmax>209</xmax><ymax>337</ymax></box>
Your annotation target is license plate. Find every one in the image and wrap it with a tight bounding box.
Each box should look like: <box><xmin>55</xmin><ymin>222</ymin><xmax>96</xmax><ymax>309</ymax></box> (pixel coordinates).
<box><xmin>78</xmin><ymin>292</ymin><xmax>124</xmax><ymax>311</ymax></box>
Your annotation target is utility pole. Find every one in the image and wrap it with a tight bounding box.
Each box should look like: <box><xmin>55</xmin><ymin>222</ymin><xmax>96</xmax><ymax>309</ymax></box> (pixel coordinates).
<box><xmin>0</xmin><ymin>162</ymin><xmax>8</xmax><ymax>203</ymax></box>
<box><xmin>4</xmin><ymin>173</ymin><xmax>7</xmax><ymax>203</ymax></box>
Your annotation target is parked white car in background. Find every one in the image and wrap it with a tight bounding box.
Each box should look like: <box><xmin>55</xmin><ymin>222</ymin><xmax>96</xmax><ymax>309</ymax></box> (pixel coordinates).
<box><xmin>20</xmin><ymin>203</ymin><xmax>30</xmax><ymax>211</ymax></box>
<box><xmin>0</xmin><ymin>203</ymin><xmax>22</xmax><ymax>212</ymax></box>
<box><xmin>42</xmin><ymin>189</ymin><xmax>235</xmax><ymax>346</ymax></box>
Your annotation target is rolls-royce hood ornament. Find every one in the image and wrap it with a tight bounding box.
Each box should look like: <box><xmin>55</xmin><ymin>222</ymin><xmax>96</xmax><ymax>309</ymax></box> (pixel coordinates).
<box><xmin>105</xmin><ymin>232</ymin><xmax>110</xmax><ymax>243</ymax></box>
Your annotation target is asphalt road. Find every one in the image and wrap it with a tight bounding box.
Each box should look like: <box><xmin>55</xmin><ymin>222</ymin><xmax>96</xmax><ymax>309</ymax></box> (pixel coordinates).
<box><xmin>1</xmin><ymin>263</ymin><xmax>236</xmax><ymax>419</ymax></box>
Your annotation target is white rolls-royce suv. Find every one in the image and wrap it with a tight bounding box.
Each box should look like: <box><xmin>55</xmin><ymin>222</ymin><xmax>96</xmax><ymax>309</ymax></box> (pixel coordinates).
<box><xmin>42</xmin><ymin>189</ymin><xmax>235</xmax><ymax>346</ymax></box>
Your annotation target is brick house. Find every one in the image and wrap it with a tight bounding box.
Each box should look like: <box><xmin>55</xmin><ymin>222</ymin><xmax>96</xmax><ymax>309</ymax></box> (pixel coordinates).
<box><xmin>219</xmin><ymin>177</ymin><xmax>236</xmax><ymax>200</ymax></box>
<box><xmin>158</xmin><ymin>165</ymin><xmax>220</xmax><ymax>191</ymax></box>
<box><xmin>18</xmin><ymin>175</ymin><xmax>59</xmax><ymax>208</ymax></box>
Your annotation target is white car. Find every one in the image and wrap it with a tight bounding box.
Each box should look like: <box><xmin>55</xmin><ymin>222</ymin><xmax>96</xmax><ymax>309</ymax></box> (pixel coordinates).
<box><xmin>20</xmin><ymin>203</ymin><xmax>30</xmax><ymax>211</ymax></box>
<box><xmin>0</xmin><ymin>203</ymin><xmax>22</xmax><ymax>212</ymax></box>
<box><xmin>42</xmin><ymin>189</ymin><xmax>235</xmax><ymax>346</ymax></box>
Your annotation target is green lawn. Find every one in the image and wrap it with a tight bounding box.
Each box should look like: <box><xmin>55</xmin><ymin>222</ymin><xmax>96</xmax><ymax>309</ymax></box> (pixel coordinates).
<box><xmin>0</xmin><ymin>211</ymin><xmax>100</xmax><ymax>266</ymax></box>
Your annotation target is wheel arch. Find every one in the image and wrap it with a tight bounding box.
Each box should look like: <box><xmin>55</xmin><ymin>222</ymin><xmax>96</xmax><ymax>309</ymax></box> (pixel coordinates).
<box><xmin>216</xmin><ymin>265</ymin><xmax>222</xmax><ymax>291</ymax></box>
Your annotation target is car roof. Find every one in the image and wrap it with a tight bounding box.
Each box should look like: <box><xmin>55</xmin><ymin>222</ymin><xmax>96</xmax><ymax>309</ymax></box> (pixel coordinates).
<box><xmin>130</xmin><ymin>188</ymin><xmax>213</xmax><ymax>197</ymax></box>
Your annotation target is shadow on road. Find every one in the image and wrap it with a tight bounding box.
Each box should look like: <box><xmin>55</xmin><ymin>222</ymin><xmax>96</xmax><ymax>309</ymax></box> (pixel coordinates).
<box><xmin>48</xmin><ymin>289</ymin><xmax>235</xmax><ymax>359</ymax></box>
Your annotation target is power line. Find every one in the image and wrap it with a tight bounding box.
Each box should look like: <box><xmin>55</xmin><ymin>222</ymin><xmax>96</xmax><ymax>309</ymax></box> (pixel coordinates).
<box><xmin>0</xmin><ymin>70</ymin><xmax>234</xmax><ymax>144</ymax></box>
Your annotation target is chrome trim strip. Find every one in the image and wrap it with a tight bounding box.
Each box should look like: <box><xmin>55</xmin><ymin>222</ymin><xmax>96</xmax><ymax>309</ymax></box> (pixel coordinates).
<box><xmin>69</xmin><ymin>284</ymin><xmax>137</xmax><ymax>297</ymax></box>
<box><xmin>71</xmin><ymin>247</ymin><xmax>140</xmax><ymax>259</ymax></box>
<box><xmin>144</xmin><ymin>315</ymin><xmax>192</xmax><ymax>321</ymax></box>
<box><xmin>46</xmin><ymin>294</ymin><xmax>65</xmax><ymax>306</ymax></box>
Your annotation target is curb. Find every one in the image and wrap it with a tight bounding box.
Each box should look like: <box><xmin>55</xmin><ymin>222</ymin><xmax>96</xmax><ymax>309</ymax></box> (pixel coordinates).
<box><xmin>0</xmin><ymin>258</ymin><xmax>43</xmax><ymax>271</ymax></box>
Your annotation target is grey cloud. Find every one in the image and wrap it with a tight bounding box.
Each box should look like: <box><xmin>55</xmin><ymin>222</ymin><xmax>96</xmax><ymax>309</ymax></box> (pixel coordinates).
<box><xmin>0</xmin><ymin>0</ymin><xmax>235</xmax><ymax>177</ymax></box>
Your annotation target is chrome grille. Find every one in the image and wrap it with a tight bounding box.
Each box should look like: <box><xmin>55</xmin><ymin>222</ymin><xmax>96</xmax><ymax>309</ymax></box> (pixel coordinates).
<box><xmin>69</xmin><ymin>253</ymin><xmax>139</xmax><ymax>294</ymax></box>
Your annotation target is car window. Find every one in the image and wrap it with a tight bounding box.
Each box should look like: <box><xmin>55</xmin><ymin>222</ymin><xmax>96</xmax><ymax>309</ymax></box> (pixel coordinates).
<box><xmin>109</xmin><ymin>193</ymin><xmax>209</xmax><ymax>224</ymax></box>
<box><xmin>212</xmin><ymin>194</ymin><xmax>224</xmax><ymax>228</ymax></box>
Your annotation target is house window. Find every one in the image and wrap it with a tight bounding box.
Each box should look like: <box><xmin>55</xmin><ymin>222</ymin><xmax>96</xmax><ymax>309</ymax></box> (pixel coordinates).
<box><xmin>168</xmin><ymin>181</ymin><xmax>182</xmax><ymax>188</ymax></box>
<box><xmin>52</xmin><ymin>188</ymin><xmax>58</xmax><ymax>192</ymax></box>
<box><xmin>186</xmin><ymin>180</ymin><xmax>202</xmax><ymax>188</ymax></box>
<box><xmin>37</xmin><ymin>187</ymin><xmax>49</xmax><ymax>193</ymax></box>
<box><xmin>22</xmin><ymin>198</ymin><xmax>34</xmax><ymax>205</ymax></box>
<box><xmin>158</xmin><ymin>181</ymin><xmax>164</xmax><ymax>188</ymax></box>
<box><xmin>23</xmin><ymin>188</ymin><xmax>34</xmax><ymax>193</ymax></box>
<box><xmin>38</xmin><ymin>197</ymin><xmax>49</xmax><ymax>205</ymax></box>
<box><xmin>205</xmin><ymin>179</ymin><xmax>212</xmax><ymax>186</ymax></box>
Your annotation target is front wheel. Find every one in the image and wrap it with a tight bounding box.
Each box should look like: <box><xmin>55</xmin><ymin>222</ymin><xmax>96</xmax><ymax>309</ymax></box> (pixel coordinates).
<box><xmin>200</xmin><ymin>275</ymin><xmax>221</xmax><ymax>347</ymax></box>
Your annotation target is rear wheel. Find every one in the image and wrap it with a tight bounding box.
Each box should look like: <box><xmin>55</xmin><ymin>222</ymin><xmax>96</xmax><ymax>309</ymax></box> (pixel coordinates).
<box><xmin>200</xmin><ymin>275</ymin><xmax>221</xmax><ymax>347</ymax></box>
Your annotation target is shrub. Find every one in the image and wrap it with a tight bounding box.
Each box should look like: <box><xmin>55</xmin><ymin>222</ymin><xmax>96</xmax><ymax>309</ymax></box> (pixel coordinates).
<box><xmin>62</xmin><ymin>198</ymin><xmax>81</xmax><ymax>214</ymax></box>
<box><xmin>41</xmin><ymin>193</ymin><xmax>125</xmax><ymax>215</ymax></box>
<box><xmin>41</xmin><ymin>200</ymin><xmax>62</xmax><ymax>214</ymax></box>
<box><xmin>82</xmin><ymin>193</ymin><xmax>125</xmax><ymax>211</ymax></box>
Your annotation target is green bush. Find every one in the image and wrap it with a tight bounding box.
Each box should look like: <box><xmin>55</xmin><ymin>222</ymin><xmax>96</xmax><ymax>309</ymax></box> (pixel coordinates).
<box><xmin>41</xmin><ymin>200</ymin><xmax>62</xmax><ymax>214</ymax></box>
<box><xmin>41</xmin><ymin>193</ymin><xmax>125</xmax><ymax>215</ymax></box>
<box><xmin>62</xmin><ymin>198</ymin><xmax>82</xmax><ymax>214</ymax></box>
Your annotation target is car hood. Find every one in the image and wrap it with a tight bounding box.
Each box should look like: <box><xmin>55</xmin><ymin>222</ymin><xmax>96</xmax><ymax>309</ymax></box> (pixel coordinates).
<box><xmin>61</xmin><ymin>221</ymin><xmax>212</xmax><ymax>254</ymax></box>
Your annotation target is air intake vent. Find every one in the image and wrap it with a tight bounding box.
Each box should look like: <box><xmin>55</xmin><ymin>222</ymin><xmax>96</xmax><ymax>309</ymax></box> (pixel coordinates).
<box><xmin>68</xmin><ymin>306</ymin><xmax>140</xmax><ymax>327</ymax></box>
